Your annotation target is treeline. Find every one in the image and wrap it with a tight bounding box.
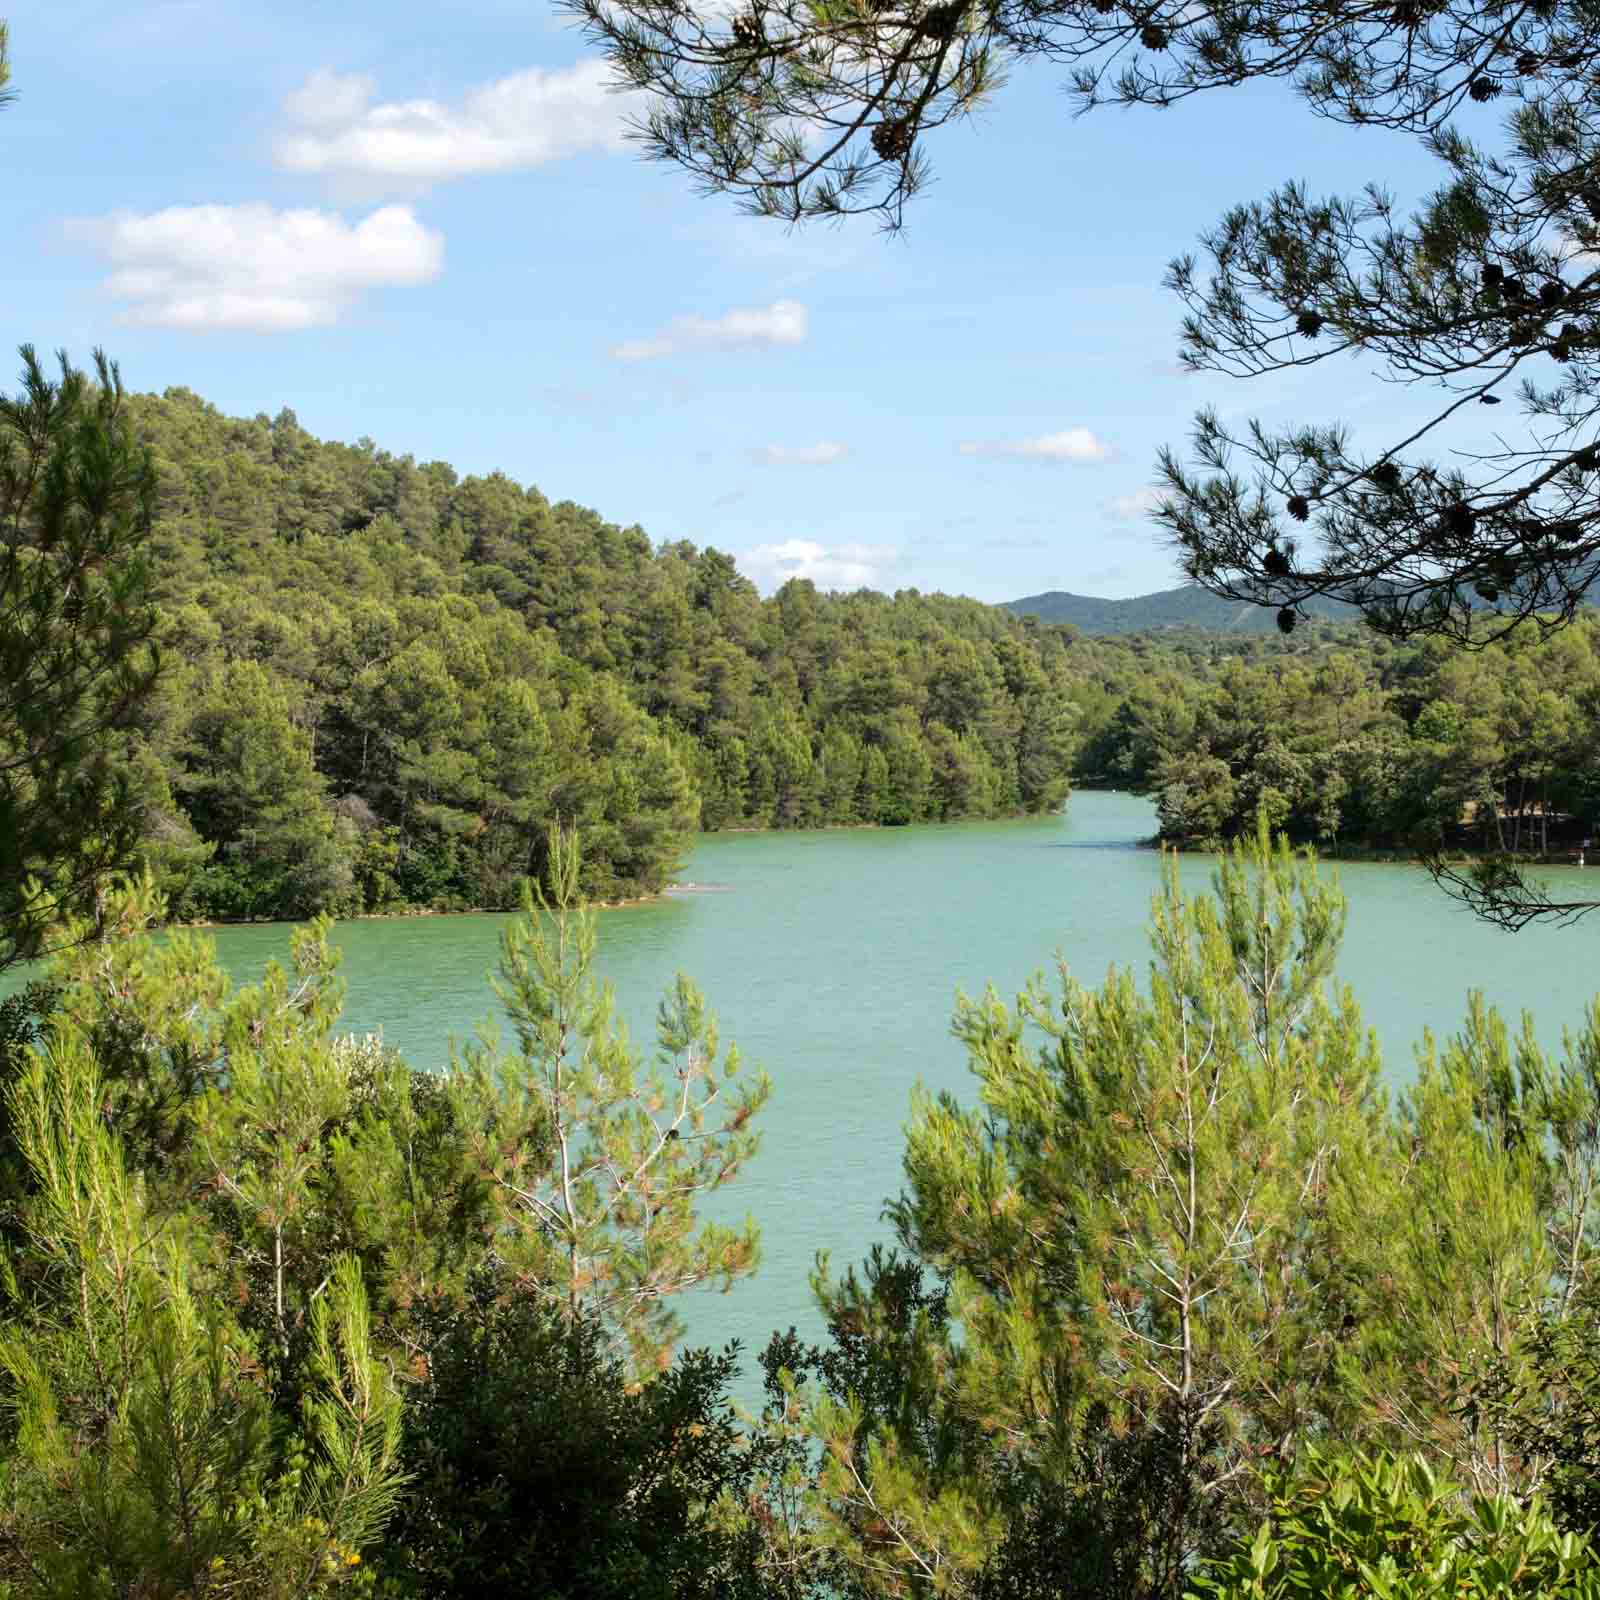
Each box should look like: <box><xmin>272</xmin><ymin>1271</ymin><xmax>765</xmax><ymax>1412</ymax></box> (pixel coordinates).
<box><xmin>7</xmin><ymin>827</ymin><xmax>1600</xmax><ymax>1597</ymax></box>
<box><xmin>1076</xmin><ymin>613</ymin><xmax>1600</xmax><ymax>854</ymax></box>
<box><xmin>119</xmin><ymin>390</ymin><xmax>1078</xmax><ymax>920</ymax></box>
<box><xmin>88</xmin><ymin>385</ymin><xmax>1600</xmax><ymax>918</ymax></box>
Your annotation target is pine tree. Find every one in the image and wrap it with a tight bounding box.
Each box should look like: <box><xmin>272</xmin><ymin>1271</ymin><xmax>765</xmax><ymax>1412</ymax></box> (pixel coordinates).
<box><xmin>0</xmin><ymin>346</ymin><xmax>160</xmax><ymax>972</ymax></box>
<box><xmin>0</xmin><ymin>991</ymin><xmax>404</xmax><ymax>1598</ymax></box>
<box><xmin>449</xmin><ymin>826</ymin><xmax>771</xmax><ymax>1371</ymax></box>
<box><xmin>920</xmin><ymin>822</ymin><xmax>1378</xmax><ymax>1474</ymax></box>
<box><xmin>572</xmin><ymin>0</ymin><xmax>1600</xmax><ymax>647</ymax></box>
<box><xmin>745</xmin><ymin>822</ymin><xmax>1383</xmax><ymax>1597</ymax></box>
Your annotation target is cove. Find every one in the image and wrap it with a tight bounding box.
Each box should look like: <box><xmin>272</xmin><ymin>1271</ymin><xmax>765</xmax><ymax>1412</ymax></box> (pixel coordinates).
<box><xmin>185</xmin><ymin>789</ymin><xmax>1600</xmax><ymax>1375</ymax></box>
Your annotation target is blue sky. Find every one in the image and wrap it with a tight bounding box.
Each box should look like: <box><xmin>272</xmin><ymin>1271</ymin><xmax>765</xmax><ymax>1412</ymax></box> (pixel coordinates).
<box><xmin>5</xmin><ymin>0</ymin><xmax>1468</xmax><ymax>601</ymax></box>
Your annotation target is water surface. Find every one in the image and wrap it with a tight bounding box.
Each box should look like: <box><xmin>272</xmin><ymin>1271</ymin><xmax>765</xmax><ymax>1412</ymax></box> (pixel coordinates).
<box><xmin>53</xmin><ymin>794</ymin><xmax>1600</xmax><ymax>1376</ymax></box>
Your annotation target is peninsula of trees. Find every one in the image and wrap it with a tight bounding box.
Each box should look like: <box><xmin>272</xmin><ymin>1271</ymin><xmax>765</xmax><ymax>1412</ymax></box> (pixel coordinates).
<box><xmin>115</xmin><ymin>389</ymin><xmax>1078</xmax><ymax>921</ymax></box>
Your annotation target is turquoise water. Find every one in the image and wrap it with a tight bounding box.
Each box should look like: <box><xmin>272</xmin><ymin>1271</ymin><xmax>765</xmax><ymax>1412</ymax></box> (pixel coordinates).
<box><xmin>34</xmin><ymin>791</ymin><xmax>1600</xmax><ymax>1376</ymax></box>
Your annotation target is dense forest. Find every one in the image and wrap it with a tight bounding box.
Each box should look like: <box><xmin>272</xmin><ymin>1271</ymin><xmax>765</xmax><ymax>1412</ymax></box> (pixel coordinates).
<box><xmin>117</xmin><ymin>389</ymin><xmax>1086</xmax><ymax>921</ymax></box>
<box><xmin>103</xmin><ymin>386</ymin><xmax>1600</xmax><ymax>923</ymax></box>
<box><xmin>1075</xmin><ymin>616</ymin><xmax>1600</xmax><ymax>857</ymax></box>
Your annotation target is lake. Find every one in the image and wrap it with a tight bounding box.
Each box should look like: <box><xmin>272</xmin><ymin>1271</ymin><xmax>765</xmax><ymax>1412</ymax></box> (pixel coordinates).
<box><xmin>34</xmin><ymin>791</ymin><xmax>1600</xmax><ymax>1382</ymax></box>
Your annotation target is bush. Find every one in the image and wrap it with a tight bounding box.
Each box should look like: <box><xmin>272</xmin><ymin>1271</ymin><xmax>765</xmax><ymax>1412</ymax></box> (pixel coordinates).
<box><xmin>375</xmin><ymin>1274</ymin><xmax>768</xmax><ymax>1600</ymax></box>
<box><xmin>1187</xmin><ymin>1450</ymin><xmax>1600</xmax><ymax>1600</ymax></box>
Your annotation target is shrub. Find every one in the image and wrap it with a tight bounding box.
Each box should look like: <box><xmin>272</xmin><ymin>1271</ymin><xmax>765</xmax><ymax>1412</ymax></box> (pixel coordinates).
<box><xmin>1187</xmin><ymin>1450</ymin><xmax>1600</xmax><ymax>1600</ymax></box>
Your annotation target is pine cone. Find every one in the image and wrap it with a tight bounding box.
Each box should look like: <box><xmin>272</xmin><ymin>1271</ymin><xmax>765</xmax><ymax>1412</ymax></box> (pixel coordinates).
<box><xmin>1468</xmin><ymin>75</ymin><xmax>1501</xmax><ymax>101</ymax></box>
<box><xmin>1295</xmin><ymin>310</ymin><xmax>1325</xmax><ymax>337</ymax></box>
<box><xmin>1276</xmin><ymin>607</ymin><xmax>1298</xmax><ymax>635</ymax></box>
<box><xmin>1140</xmin><ymin>23</ymin><xmax>1169</xmax><ymax>47</ymax></box>
<box><xmin>1286</xmin><ymin>495</ymin><xmax>1311</xmax><ymax>521</ymax></box>
<box><xmin>871</xmin><ymin>119</ymin><xmax>914</xmax><ymax>161</ymax></box>
<box><xmin>921</xmin><ymin>0</ymin><xmax>964</xmax><ymax>36</ymax></box>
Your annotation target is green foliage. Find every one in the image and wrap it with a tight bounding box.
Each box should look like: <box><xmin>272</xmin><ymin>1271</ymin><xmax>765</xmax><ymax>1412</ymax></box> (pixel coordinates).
<box><xmin>0</xmin><ymin>857</ymin><xmax>770</xmax><ymax>1591</ymax></box>
<box><xmin>1187</xmin><ymin>1450</ymin><xmax>1600</xmax><ymax>1600</ymax></box>
<box><xmin>450</xmin><ymin>827</ymin><xmax>769</xmax><ymax>1371</ymax></box>
<box><xmin>0</xmin><ymin>1000</ymin><xmax>404</xmax><ymax>1599</ymax></box>
<box><xmin>70</xmin><ymin>388</ymin><xmax>1092</xmax><ymax>922</ymax></box>
<box><xmin>1474</xmin><ymin>1274</ymin><xmax>1600</xmax><ymax>1535</ymax></box>
<box><xmin>175</xmin><ymin>659</ymin><xmax>353</xmax><ymax>919</ymax></box>
<box><xmin>1074</xmin><ymin>618</ymin><xmax>1600</xmax><ymax>877</ymax></box>
<box><xmin>892</xmin><ymin>821</ymin><xmax>1380</xmax><ymax>1487</ymax></box>
<box><xmin>748</xmin><ymin>1251</ymin><xmax>1223</xmax><ymax>1600</ymax></box>
<box><xmin>375</xmin><ymin>1274</ymin><xmax>767</xmax><ymax>1600</ymax></box>
<box><xmin>1323</xmin><ymin>992</ymin><xmax>1600</xmax><ymax>1486</ymax></box>
<box><xmin>0</xmin><ymin>346</ymin><xmax>160</xmax><ymax>972</ymax></box>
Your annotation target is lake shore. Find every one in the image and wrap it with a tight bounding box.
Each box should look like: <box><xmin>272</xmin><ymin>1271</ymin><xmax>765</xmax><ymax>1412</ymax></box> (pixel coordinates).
<box><xmin>169</xmin><ymin>889</ymin><xmax>666</xmax><ymax>929</ymax></box>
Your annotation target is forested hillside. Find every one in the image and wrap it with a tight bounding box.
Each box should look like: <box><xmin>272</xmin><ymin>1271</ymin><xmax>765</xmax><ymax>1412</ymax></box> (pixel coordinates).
<box><xmin>119</xmin><ymin>389</ymin><xmax>1084</xmax><ymax>920</ymax></box>
<box><xmin>99</xmin><ymin>386</ymin><xmax>1600</xmax><ymax>924</ymax></box>
<box><xmin>1077</xmin><ymin>616</ymin><xmax>1600</xmax><ymax>854</ymax></box>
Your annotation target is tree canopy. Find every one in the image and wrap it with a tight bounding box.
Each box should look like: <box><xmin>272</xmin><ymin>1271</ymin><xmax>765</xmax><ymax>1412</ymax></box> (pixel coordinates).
<box><xmin>570</xmin><ymin>0</ymin><xmax>1600</xmax><ymax>646</ymax></box>
<box><xmin>12</xmin><ymin>377</ymin><xmax>1595</xmax><ymax>932</ymax></box>
<box><xmin>0</xmin><ymin>347</ymin><xmax>160</xmax><ymax>972</ymax></box>
<box><xmin>84</xmin><ymin>386</ymin><xmax>1085</xmax><ymax>922</ymax></box>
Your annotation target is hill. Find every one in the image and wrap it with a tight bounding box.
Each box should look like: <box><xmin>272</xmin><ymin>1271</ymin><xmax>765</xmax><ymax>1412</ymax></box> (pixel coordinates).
<box><xmin>1003</xmin><ymin>584</ymin><xmax>1357</xmax><ymax>635</ymax></box>
<box><xmin>89</xmin><ymin>387</ymin><xmax>1093</xmax><ymax>922</ymax></box>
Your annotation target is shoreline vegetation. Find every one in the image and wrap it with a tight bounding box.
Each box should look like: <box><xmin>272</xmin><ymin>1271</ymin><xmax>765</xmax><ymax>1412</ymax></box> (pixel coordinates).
<box><xmin>157</xmin><ymin>809</ymin><xmax>1057</xmax><ymax>927</ymax></box>
<box><xmin>103</xmin><ymin>387</ymin><xmax>1077</xmax><ymax>929</ymax></box>
<box><xmin>59</xmin><ymin>385</ymin><xmax>1600</xmax><ymax>937</ymax></box>
<box><xmin>164</xmin><ymin>819</ymin><xmax>1600</xmax><ymax>935</ymax></box>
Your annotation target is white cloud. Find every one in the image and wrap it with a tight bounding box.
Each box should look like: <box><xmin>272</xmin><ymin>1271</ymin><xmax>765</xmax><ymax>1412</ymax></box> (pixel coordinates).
<box><xmin>747</xmin><ymin>441</ymin><xmax>848</xmax><ymax>466</ymax></box>
<box><xmin>70</xmin><ymin>203</ymin><xmax>443</xmax><ymax>332</ymax></box>
<box><xmin>958</xmin><ymin>428</ymin><xmax>1115</xmax><ymax>464</ymax></box>
<box><xmin>610</xmin><ymin>299</ymin><xmax>807</xmax><ymax>361</ymax></box>
<box><xmin>738</xmin><ymin>538</ymin><xmax>895</xmax><ymax>592</ymax></box>
<box><xmin>274</xmin><ymin>63</ymin><xmax>630</xmax><ymax>184</ymax></box>
<box><xmin>1103</xmin><ymin>486</ymin><xmax>1170</xmax><ymax>521</ymax></box>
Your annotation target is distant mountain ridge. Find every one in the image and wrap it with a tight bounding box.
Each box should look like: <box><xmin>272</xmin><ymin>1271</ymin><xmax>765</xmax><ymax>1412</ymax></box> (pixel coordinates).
<box><xmin>1003</xmin><ymin>584</ymin><xmax>1357</xmax><ymax>635</ymax></box>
